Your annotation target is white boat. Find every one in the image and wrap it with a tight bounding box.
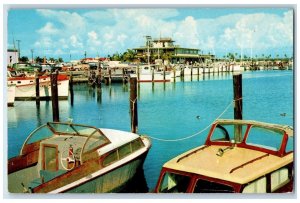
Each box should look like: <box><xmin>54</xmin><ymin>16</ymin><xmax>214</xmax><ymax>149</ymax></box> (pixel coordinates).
<box><xmin>7</xmin><ymin>71</ymin><xmax>69</xmax><ymax>100</ymax></box>
<box><xmin>7</xmin><ymin>84</ymin><xmax>16</xmax><ymax>106</ymax></box>
<box><xmin>137</xmin><ymin>65</ymin><xmax>171</xmax><ymax>82</ymax></box>
<box><xmin>154</xmin><ymin>119</ymin><xmax>293</xmax><ymax>193</ymax></box>
<box><xmin>8</xmin><ymin>122</ymin><xmax>151</xmax><ymax>193</ymax></box>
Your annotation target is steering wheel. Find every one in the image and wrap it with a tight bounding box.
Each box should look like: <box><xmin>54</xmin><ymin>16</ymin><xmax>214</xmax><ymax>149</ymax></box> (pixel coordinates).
<box><xmin>60</xmin><ymin>147</ymin><xmax>75</xmax><ymax>171</ymax></box>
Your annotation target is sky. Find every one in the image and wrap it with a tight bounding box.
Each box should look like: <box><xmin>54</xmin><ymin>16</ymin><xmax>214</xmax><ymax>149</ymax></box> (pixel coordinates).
<box><xmin>6</xmin><ymin>7</ymin><xmax>294</xmax><ymax>61</ymax></box>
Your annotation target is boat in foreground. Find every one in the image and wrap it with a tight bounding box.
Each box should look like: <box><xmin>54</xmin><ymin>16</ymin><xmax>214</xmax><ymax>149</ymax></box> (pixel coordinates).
<box><xmin>8</xmin><ymin>122</ymin><xmax>151</xmax><ymax>193</ymax></box>
<box><xmin>154</xmin><ymin>119</ymin><xmax>293</xmax><ymax>193</ymax></box>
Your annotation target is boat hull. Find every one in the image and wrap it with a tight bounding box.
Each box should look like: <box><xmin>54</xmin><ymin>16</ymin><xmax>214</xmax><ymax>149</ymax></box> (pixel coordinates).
<box><xmin>138</xmin><ymin>73</ymin><xmax>171</xmax><ymax>82</ymax></box>
<box><xmin>14</xmin><ymin>80</ymin><xmax>69</xmax><ymax>100</ymax></box>
<box><xmin>7</xmin><ymin>85</ymin><xmax>16</xmax><ymax>106</ymax></box>
<box><xmin>65</xmin><ymin>151</ymin><xmax>148</xmax><ymax>193</ymax></box>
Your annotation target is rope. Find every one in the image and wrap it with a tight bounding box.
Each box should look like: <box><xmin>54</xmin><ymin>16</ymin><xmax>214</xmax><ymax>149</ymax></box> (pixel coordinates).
<box><xmin>146</xmin><ymin>100</ymin><xmax>234</xmax><ymax>142</ymax></box>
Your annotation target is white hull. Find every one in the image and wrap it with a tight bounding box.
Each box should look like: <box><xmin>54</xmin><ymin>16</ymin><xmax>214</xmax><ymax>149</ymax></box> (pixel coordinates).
<box><xmin>7</xmin><ymin>85</ymin><xmax>16</xmax><ymax>106</ymax></box>
<box><xmin>13</xmin><ymin>80</ymin><xmax>69</xmax><ymax>99</ymax></box>
<box><xmin>138</xmin><ymin>72</ymin><xmax>171</xmax><ymax>82</ymax></box>
<box><xmin>65</xmin><ymin>155</ymin><xmax>145</xmax><ymax>193</ymax></box>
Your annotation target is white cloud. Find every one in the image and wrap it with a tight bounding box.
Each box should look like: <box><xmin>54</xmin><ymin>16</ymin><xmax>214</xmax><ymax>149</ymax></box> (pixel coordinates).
<box><xmin>37</xmin><ymin>22</ymin><xmax>59</xmax><ymax>35</ymax></box>
<box><xmin>31</xmin><ymin>8</ymin><xmax>293</xmax><ymax>60</ymax></box>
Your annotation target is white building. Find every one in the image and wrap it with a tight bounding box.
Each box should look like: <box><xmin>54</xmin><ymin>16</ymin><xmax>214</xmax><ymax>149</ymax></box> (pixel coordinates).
<box><xmin>7</xmin><ymin>49</ymin><xmax>19</xmax><ymax>67</ymax></box>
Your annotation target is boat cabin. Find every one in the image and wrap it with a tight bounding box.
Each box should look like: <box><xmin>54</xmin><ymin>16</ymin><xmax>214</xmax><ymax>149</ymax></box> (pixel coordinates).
<box><xmin>154</xmin><ymin>119</ymin><xmax>293</xmax><ymax>193</ymax></box>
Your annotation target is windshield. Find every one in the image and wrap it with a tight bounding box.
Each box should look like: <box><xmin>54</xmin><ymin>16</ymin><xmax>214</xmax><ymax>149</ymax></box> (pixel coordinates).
<box><xmin>22</xmin><ymin>122</ymin><xmax>110</xmax><ymax>156</ymax></box>
<box><xmin>246</xmin><ymin>126</ymin><xmax>285</xmax><ymax>151</ymax></box>
<box><xmin>211</xmin><ymin>124</ymin><xmax>247</xmax><ymax>143</ymax></box>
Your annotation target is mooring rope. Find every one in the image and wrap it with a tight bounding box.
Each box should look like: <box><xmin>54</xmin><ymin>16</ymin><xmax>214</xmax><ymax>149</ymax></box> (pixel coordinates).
<box><xmin>146</xmin><ymin>99</ymin><xmax>235</xmax><ymax>142</ymax></box>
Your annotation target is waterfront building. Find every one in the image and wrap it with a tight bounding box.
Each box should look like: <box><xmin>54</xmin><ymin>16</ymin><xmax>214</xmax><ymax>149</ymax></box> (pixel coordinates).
<box><xmin>7</xmin><ymin>49</ymin><xmax>19</xmax><ymax>67</ymax></box>
<box><xmin>133</xmin><ymin>36</ymin><xmax>214</xmax><ymax>64</ymax></box>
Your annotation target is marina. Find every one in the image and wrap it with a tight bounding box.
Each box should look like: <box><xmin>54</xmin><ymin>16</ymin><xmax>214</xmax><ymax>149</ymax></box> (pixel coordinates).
<box><xmin>7</xmin><ymin>70</ymin><xmax>293</xmax><ymax>192</ymax></box>
<box><xmin>5</xmin><ymin>6</ymin><xmax>294</xmax><ymax>195</ymax></box>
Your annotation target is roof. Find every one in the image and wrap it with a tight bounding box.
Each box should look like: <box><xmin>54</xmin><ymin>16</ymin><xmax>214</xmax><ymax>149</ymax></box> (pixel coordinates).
<box><xmin>163</xmin><ymin>145</ymin><xmax>293</xmax><ymax>184</ymax></box>
<box><xmin>97</xmin><ymin>128</ymin><xmax>140</xmax><ymax>155</ymax></box>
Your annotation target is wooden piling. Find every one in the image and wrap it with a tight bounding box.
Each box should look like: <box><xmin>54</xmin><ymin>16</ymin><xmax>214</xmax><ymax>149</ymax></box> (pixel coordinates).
<box><xmin>233</xmin><ymin>73</ymin><xmax>243</xmax><ymax>142</ymax></box>
<box><xmin>69</xmin><ymin>71</ymin><xmax>74</xmax><ymax>106</ymax></box>
<box><xmin>152</xmin><ymin>68</ymin><xmax>154</xmax><ymax>83</ymax></box>
<box><xmin>51</xmin><ymin>70</ymin><xmax>59</xmax><ymax>122</ymax></box>
<box><xmin>108</xmin><ymin>68</ymin><xmax>112</xmax><ymax>85</ymax></box>
<box><xmin>163</xmin><ymin>66</ymin><xmax>166</xmax><ymax>82</ymax></box>
<box><xmin>97</xmin><ymin>62</ymin><xmax>102</xmax><ymax>89</ymax></box>
<box><xmin>130</xmin><ymin>77</ymin><xmax>138</xmax><ymax>133</ymax></box>
<box><xmin>122</xmin><ymin>68</ymin><xmax>125</xmax><ymax>84</ymax></box>
<box><xmin>35</xmin><ymin>71</ymin><xmax>40</xmax><ymax>106</ymax></box>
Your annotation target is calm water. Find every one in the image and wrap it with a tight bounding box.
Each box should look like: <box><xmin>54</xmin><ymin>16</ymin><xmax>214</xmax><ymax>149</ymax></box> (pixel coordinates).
<box><xmin>7</xmin><ymin>70</ymin><xmax>294</xmax><ymax>191</ymax></box>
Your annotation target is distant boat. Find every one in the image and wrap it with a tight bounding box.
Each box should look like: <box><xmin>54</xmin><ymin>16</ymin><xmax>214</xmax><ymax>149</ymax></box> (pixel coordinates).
<box><xmin>7</xmin><ymin>71</ymin><xmax>69</xmax><ymax>100</ymax></box>
<box><xmin>137</xmin><ymin>64</ymin><xmax>171</xmax><ymax>82</ymax></box>
<box><xmin>8</xmin><ymin>122</ymin><xmax>151</xmax><ymax>193</ymax></box>
<box><xmin>7</xmin><ymin>84</ymin><xmax>16</xmax><ymax>106</ymax></box>
<box><xmin>154</xmin><ymin>119</ymin><xmax>293</xmax><ymax>193</ymax></box>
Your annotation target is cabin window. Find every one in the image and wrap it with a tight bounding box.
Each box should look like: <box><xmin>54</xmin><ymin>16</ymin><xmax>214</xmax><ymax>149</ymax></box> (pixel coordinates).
<box><xmin>242</xmin><ymin>177</ymin><xmax>267</xmax><ymax>193</ymax></box>
<box><xmin>158</xmin><ymin>172</ymin><xmax>191</xmax><ymax>193</ymax></box>
<box><xmin>103</xmin><ymin>150</ymin><xmax>118</xmax><ymax>166</ymax></box>
<box><xmin>271</xmin><ymin>168</ymin><xmax>290</xmax><ymax>192</ymax></box>
<box><xmin>246</xmin><ymin>126</ymin><xmax>284</xmax><ymax>151</ymax></box>
<box><xmin>193</xmin><ymin>179</ymin><xmax>234</xmax><ymax>193</ymax></box>
<box><xmin>131</xmin><ymin>138</ymin><xmax>144</xmax><ymax>152</ymax></box>
<box><xmin>119</xmin><ymin>143</ymin><xmax>132</xmax><ymax>159</ymax></box>
<box><xmin>211</xmin><ymin>124</ymin><xmax>247</xmax><ymax>143</ymax></box>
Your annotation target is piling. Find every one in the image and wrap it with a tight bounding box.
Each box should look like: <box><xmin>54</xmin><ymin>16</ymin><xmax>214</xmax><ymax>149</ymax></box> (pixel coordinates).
<box><xmin>35</xmin><ymin>71</ymin><xmax>40</xmax><ymax>106</ymax></box>
<box><xmin>163</xmin><ymin>66</ymin><xmax>166</xmax><ymax>82</ymax></box>
<box><xmin>69</xmin><ymin>71</ymin><xmax>74</xmax><ymax>106</ymax></box>
<box><xmin>108</xmin><ymin>68</ymin><xmax>112</xmax><ymax>85</ymax></box>
<box><xmin>173</xmin><ymin>68</ymin><xmax>176</xmax><ymax>82</ymax></box>
<box><xmin>233</xmin><ymin>73</ymin><xmax>243</xmax><ymax>142</ymax></box>
<box><xmin>122</xmin><ymin>68</ymin><xmax>126</xmax><ymax>84</ymax></box>
<box><xmin>51</xmin><ymin>70</ymin><xmax>59</xmax><ymax>122</ymax></box>
<box><xmin>130</xmin><ymin>77</ymin><xmax>138</xmax><ymax>133</ymax></box>
<box><xmin>97</xmin><ymin>62</ymin><xmax>102</xmax><ymax>89</ymax></box>
<box><xmin>190</xmin><ymin>65</ymin><xmax>193</xmax><ymax>77</ymax></box>
<box><xmin>152</xmin><ymin>68</ymin><xmax>154</xmax><ymax>83</ymax></box>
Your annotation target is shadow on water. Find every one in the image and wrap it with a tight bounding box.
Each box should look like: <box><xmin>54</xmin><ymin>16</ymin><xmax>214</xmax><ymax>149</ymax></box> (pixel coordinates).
<box><xmin>119</xmin><ymin>167</ymin><xmax>149</xmax><ymax>193</ymax></box>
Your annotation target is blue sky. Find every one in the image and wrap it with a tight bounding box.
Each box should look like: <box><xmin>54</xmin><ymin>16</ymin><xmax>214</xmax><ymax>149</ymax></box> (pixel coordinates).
<box><xmin>7</xmin><ymin>7</ymin><xmax>293</xmax><ymax>61</ymax></box>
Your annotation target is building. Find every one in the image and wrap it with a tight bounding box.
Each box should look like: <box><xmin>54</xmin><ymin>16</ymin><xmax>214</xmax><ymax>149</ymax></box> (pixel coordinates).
<box><xmin>133</xmin><ymin>36</ymin><xmax>214</xmax><ymax>64</ymax></box>
<box><xmin>7</xmin><ymin>49</ymin><xmax>19</xmax><ymax>67</ymax></box>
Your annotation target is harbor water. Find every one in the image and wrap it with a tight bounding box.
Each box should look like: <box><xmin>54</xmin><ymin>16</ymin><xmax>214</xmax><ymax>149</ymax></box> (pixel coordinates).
<box><xmin>7</xmin><ymin>70</ymin><xmax>293</xmax><ymax>192</ymax></box>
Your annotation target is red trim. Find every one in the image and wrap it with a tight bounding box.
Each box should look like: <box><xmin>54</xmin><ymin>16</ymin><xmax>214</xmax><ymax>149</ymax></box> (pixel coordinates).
<box><xmin>154</xmin><ymin>167</ymin><xmax>241</xmax><ymax>193</ymax></box>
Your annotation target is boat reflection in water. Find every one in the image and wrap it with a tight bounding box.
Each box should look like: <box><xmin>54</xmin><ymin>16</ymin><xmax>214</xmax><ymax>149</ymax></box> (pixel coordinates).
<box><xmin>8</xmin><ymin>122</ymin><xmax>151</xmax><ymax>193</ymax></box>
<box><xmin>154</xmin><ymin>119</ymin><xmax>293</xmax><ymax>193</ymax></box>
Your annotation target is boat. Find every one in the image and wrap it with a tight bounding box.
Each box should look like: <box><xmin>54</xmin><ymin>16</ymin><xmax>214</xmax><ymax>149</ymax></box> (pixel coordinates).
<box><xmin>154</xmin><ymin>119</ymin><xmax>293</xmax><ymax>193</ymax></box>
<box><xmin>7</xmin><ymin>84</ymin><xmax>16</xmax><ymax>106</ymax></box>
<box><xmin>137</xmin><ymin>64</ymin><xmax>171</xmax><ymax>82</ymax></box>
<box><xmin>7</xmin><ymin>71</ymin><xmax>69</xmax><ymax>100</ymax></box>
<box><xmin>8</xmin><ymin>122</ymin><xmax>151</xmax><ymax>193</ymax></box>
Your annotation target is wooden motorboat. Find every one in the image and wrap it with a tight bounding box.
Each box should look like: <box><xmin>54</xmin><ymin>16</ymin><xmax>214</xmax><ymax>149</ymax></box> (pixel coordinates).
<box><xmin>154</xmin><ymin>119</ymin><xmax>293</xmax><ymax>193</ymax></box>
<box><xmin>8</xmin><ymin>122</ymin><xmax>151</xmax><ymax>193</ymax></box>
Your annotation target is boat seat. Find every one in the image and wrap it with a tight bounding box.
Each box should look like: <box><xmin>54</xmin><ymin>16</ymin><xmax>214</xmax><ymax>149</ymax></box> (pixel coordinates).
<box><xmin>28</xmin><ymin>169</ymin><xmax>67</xmax><ymax>190</ymax></box>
